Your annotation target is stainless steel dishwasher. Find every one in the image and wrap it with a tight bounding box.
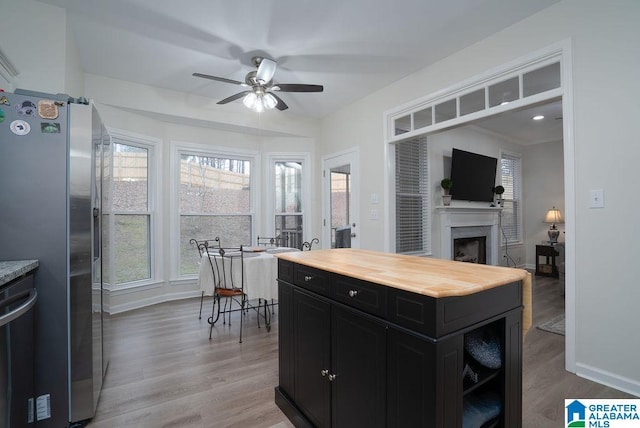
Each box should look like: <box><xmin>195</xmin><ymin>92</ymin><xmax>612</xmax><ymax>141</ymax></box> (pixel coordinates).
<box><xmin>1</xmin><ymin>273</ymin><xmax>37</xmax><ymax>428</ymax></box>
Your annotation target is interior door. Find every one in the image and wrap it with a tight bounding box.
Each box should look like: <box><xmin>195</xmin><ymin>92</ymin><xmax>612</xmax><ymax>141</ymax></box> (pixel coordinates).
<box><xmin>323</xmin><ymin>150</ymin><xmax>359</xmax><ymax>248</ymax></box>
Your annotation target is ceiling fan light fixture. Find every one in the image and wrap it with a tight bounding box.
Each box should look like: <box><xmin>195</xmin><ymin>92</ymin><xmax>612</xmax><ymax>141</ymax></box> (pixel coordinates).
<box><xmin>243</xmin><ymin>92</ymin><xmax>258</xmax><ymax>109</ymax></box>
<box><xmin>263</xmin><ymin>93</ymin><xmax>277</xmax><ymax>110</ymax></box>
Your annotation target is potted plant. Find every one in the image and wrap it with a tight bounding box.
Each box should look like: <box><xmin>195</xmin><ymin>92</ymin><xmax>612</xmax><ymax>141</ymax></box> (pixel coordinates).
<box><xmin>493</xmin><ymin>185</ymin><xmax>505</xmax><ymax>206</ymax></box>
<box><xmin>441</xmin><ymin>178</ymin><xmax>453</xmax><ymax>206</ymax></box>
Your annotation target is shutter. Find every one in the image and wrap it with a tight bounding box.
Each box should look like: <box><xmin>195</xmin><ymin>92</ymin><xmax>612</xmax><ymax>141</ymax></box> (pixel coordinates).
<box><xmin>395</xmin><ymin>137</ymin><xmax>429</xmax><ymax>254</ymax></box>
<box><xmin>500</xmin><ymin>153</ymin><xmax>522</xmax><ymax>243</ymax></box>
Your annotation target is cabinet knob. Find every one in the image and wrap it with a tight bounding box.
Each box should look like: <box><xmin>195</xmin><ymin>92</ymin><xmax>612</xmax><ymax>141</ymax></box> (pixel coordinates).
<box><xmin>304</xmin><ymin>275</ymin><xmax>313</xmax><ymax>282</ymax></box>
<box><xmin>348</xmin><ymin>289</ymin><xmax>359</xmax><ymax>297</ymax></box>
<box><xmin>328</xmin><ymin>374</ymin><xmax>336</xmax><ymax>381</ymax></box>
<box><xmin>321</xmin><ymin>369</ymin><xmax>329</xmax><ymax>377</ymax></box>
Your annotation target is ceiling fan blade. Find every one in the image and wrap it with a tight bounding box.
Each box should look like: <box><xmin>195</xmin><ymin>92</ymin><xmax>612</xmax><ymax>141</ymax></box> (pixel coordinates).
<box><xmin>274</xmin><ymin>84</ymin><xmax>324</xmax><ymax>93</ymax></box>
<box><xmin>256</xmin><ymin>58</ymin><xmax>277</xmax><ymax>84</ymax></box>
<box><xmin>217</xmin><ymin>91</ymin><xmax>250</xmax><ymax>105</ymax></box>
<box><xmin>193</xmin><ymin>72</ymin><xmax>246</xmax><ymax>86</ymax></box>
<box><xmin>270</xmin><ymin>93</ymin><xmax>289</xmax><ymax>111</ymax></box>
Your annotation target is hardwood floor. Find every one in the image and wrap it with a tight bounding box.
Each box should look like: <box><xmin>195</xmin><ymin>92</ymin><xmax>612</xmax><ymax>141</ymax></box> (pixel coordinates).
<box><xmin>88</xmin><ymin>275</ymin><xmax>634</xmax><ymax>428</ymax></box>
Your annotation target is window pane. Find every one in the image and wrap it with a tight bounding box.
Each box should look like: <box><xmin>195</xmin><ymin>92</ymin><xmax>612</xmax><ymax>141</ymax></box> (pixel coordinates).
<box><xmin>488</xmin><ymin>77</ymin><xmax>519</xmax><ymax>107</ymax></box>
<box><xmin>114</xmin><ymin>214</ymin><xmax>150</xmax><ymax>284</ymax></box>
<box><xmin>180</xmin><ymin>215</ymin><xmax>251</xmax><ymax>275</ymax></box>
<box><xmin>180</xmin><ymin>155</ymin><xmax>251</xmax><ymax>214</ymax></box>
<box><xmin>460</xmin><ymin>89</ymin><xmax>485</xmax><ymax>116</ymax></box>
<box><xmin>414</xmin><ymin>107</ymin><xmax>432</xmax><ymax>129</ymax></box>
<box><xmin>275</xmin><ymin>162</ymin><xmax>302</xmax><ymax>213</ymax></box>
<box><xmin>500</xmin><ymin>153</ymin><xmax>522</xmax><ymax>243</ymax></box>
<box><xmin>395</xmin><ymin>137</ymin><xmax>429</xmax><ymax>254</ymax></box>
<box><xmin>523</xmin><ymin>62</ymin><xmax>560</xmax><ymax>97</ymax></box>
<box><xmin>434</xmin><ymin>99</ymin><xmax>457</xmax><ymax>123</ymax></box>
<box><xmin>394</xmin><ymin>115</ymin><xmax>411</xmax><ymax>135</ymax></box>
<box><xmin>275</xmin><ymin>214</ymin><xmax>303</xmax><ymax>250</ymax></box>
<box><xmin>113</xmin><ymin>143</ymin><xmax>148</xmax><ymax>211</ymax></box>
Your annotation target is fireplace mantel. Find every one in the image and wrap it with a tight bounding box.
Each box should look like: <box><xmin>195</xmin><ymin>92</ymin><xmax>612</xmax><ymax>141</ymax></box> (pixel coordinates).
<box><xmin>436</xmin><ymin>205</ymin><xmax>502</xmax><ymax>265</ymax></box>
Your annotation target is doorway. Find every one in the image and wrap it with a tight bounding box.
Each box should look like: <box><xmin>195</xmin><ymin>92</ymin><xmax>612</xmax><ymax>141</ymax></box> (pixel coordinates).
<box><xmin>322</xmin><ymin>149</ymin><xmax>359</xmax><ymax>249</ymax></box>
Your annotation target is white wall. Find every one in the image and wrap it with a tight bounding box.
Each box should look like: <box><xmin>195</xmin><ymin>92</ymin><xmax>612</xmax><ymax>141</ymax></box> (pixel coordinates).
<box><xmin>0</xmin><ymin>0</ymin><xmax>72</xmax><ymax>94</ymax></box>
<box><xmin>319</xmin><ymin>0</ymin><xmax>640</xmax><ymax>395</ymax></box>
<box><xmin>523</xmin><ymin>140</ymin><xmax>565</xmax><ymax>267</ymax></box>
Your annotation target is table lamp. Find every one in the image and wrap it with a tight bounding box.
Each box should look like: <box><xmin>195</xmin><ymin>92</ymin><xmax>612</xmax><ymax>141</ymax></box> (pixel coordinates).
<box><xmin>544</xmin><ymin>207</ymin><xmax>563</xmax><ymax>243</ymax></box>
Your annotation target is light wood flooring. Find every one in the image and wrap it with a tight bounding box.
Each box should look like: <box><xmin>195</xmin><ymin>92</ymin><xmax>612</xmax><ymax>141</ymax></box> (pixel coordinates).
<box><xmin>88</xmin><ymin>274</ymin><xmax>634</xmax><ymax>428</ymax></box>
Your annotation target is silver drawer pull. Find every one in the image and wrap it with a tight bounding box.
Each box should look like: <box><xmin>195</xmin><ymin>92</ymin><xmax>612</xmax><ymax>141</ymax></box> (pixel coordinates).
<box><xmin>304</xmin><ymin>275</ymin><xmax>313</xmax><ymax>282</ymax></box>
<box><xmin>321</xmin><ymin>369</ymin><xmax>329</xmax><ymax>376</ymax></box>
<box><xmin>348</xmin><ymin>290</ymin><xmax>359</xmax><ymax>297</ymax></box>
<box><xmin>328</xmin><ymin>374</ymin><xmax>336</xmax><ymax>381</ymax></box>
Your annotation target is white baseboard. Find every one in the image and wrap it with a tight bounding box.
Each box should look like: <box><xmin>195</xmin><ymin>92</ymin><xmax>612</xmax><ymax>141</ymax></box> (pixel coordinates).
<box><xmin>105</xmin><ymin>278</ymin><xmax>202</xmax><ymax>314</ymax></box>
<box><xmin>576</xmin><ymin>362</ymin><xmax>640</xmax><ymax>397</ymax></box>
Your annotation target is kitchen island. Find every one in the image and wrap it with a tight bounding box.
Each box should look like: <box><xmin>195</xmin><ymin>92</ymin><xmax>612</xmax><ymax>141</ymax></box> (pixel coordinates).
<box><xmin>274</xmin><ymin>249</ymin><xmax>530</xmax><ymax>428</ymax></box>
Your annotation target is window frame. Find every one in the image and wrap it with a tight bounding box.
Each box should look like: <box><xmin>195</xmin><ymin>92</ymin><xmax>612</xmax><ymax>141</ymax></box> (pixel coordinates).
<box><xmin>171</xmin><ymin>141</ymin><xmax>260</xmax><ymax>279</ymax></box>
<box><xmin>104</xmin><ymin>128</ymin><xmax>162</xmax><ymax>289</ymax></box>
<box><xmin>392</xmin><ymin>136</ymin><xmax>430</xmax><ymax>255</ymax></box>
<box><xmin>499</xmin><ymin>149</ymin><xmax>523</xmax><ymax>245</ymax></box>
<box><xmin>265</xmin><ymin>152</ymin><xmax>312</xmax><ymax>249</ymax></box>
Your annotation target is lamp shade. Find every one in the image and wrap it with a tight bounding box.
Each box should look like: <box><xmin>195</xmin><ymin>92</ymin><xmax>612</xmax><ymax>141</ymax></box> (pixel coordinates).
<box><xmin>544</xmin><ymin>207</ymin><xmax>563</xmax><ymax>224</ymax></box>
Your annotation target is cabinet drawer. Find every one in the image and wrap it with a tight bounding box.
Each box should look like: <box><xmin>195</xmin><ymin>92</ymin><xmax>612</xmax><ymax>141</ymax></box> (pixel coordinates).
<box><xmin>334</xmin><ymin>276</ymin><xmax>386</xmax><ymax>317</ymax></box>
<box><xmin>278</xmin><ymin>259</ymin><xmax>294</xmax><ymax>284</ymax></box>
<box><xmin>294</xmin><ymin>264</ymin><xmax>331</xmax><ymax>297</ymax></box>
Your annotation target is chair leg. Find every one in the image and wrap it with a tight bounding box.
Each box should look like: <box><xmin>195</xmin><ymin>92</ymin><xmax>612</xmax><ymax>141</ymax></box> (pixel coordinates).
<box><xmin>208</xmin><ymin>295</ymin><xmax>220</xmax><ymax>340</ymax></box>
<box><xmin>239</xmin><ymin>295</ymin><xmax>245</xmax><ymax>344</ymax></box>
<box><xmin>199</xmin><ymin>291</ymin><xmax>204</xmax><ymax>319</ymax></box>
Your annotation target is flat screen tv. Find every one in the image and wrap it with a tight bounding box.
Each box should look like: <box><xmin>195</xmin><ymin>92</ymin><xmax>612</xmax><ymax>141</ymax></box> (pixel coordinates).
<box><xmin>450</xmin><ymin>148</ymin><xmax>498</xmax><ymax>202</ymax></box>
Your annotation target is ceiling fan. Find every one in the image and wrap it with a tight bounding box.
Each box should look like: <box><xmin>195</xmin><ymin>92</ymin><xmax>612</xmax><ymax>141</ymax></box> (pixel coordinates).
<box><xmin>193</xmin><ymin>57</ymin><xmax>323</xmax><ymax>112</ymax></box>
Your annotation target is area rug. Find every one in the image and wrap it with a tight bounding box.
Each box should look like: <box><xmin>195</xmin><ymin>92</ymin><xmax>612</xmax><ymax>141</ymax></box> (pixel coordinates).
<box><xmin>537</xmin><ymin>314</ymin><xmax>565</xmax><ymax>336</ymax></box>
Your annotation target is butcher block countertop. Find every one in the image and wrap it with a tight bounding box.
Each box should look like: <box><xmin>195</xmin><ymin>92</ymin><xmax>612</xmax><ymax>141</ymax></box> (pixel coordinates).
<box><xmin>276</xmin><ymin>248</ymin><xmax>530</xmax><ymax>299</ymax></box>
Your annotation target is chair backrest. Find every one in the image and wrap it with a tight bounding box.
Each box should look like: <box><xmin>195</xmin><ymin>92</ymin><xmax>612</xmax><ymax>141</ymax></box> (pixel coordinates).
<box><xmin>209</xmin><ymin>246</ymin><xmax>244</xmax><ymax>292</ymax></box>
<box><xmin>189</xmin><ymin>237</ymin><xmax>222</xmax><ymax>257</ymax></box>
<box><xmin>257</xmin><ymin>235</ymin><xmax>289</xmax><ymax>247</ymax></box>
<box><xmin>301</xmin><ymin>238</ymin><xmax>319</xmax><ymax>251</ymax></box>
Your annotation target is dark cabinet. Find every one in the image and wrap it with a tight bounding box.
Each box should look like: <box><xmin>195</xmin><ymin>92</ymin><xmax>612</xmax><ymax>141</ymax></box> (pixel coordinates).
<box><xmin>285</xmin><ymin>285</ymin><xmax>386</xmax><ymax>428</ymax></box>
<box><xmin>276</xmin><ymin>259</ymin><xmax>523</xmax><ymax>428</ymax></box>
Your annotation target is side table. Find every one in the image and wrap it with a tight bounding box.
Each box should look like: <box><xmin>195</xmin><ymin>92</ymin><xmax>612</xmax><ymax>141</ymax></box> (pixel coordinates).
<box><xmin>535</xmin><ymin>244</ymin><xmax>560</xmax><ymax>278</ymax></box>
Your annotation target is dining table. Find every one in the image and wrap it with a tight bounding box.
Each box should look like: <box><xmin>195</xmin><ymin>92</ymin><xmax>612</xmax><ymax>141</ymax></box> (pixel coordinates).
<box><xmin>197</xmin><ymin>246</ymin><xmax>300</xmax><ymax>330</ymax></box>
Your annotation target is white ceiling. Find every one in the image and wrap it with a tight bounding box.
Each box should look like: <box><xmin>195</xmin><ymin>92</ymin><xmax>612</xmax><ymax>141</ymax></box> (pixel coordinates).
<box><xmin>36</xmin><ymin>0</ymin><xmax>562</xmax><ymax>143</ymax></box>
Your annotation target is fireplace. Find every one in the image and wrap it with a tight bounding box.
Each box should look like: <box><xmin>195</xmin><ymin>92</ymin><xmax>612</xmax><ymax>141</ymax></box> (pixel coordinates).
<box><xmin>454</xmin><ymin>236</ymin><xmax>487</xmax><ymax>264</ymax></box>
<box><xmin>436</xmin><ymin>206</ymin><xmax>502</xmax><ymax>265</ymax></box>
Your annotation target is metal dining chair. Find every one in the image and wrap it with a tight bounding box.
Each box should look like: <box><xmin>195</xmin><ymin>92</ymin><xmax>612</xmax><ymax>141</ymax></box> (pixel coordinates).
<box><xmin>206</xmin><ymin>246</ymin><xmax>247</xmax><ymax>343</ymax></box>
<box><xmin>301</xmin><ymin>238</ymin><xmax>319</xmax><ymax>251</ymax></box>
<box><xmin>256</xmin><ymin>235</ymin><xmax>289</xmax><ymax>247</ymax></box>
<box><xmin>189</xmin><ymin>237</ymin><xmax>222</xmax><ymax>319</ymax></box>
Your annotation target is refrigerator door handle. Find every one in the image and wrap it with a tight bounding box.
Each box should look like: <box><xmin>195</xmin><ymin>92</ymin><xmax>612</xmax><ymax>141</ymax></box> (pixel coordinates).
<box><xmin>0</xmin><ymin>289</ymin><xmax>37</xmax><ymax>327</ymax></box>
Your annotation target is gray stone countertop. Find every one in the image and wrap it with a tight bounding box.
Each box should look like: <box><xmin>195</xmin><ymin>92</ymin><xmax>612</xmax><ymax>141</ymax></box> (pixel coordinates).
<box><xmin>0</xmin><ymin>260</ymin><xmax>39</xmax><ymax>287</ymax></box>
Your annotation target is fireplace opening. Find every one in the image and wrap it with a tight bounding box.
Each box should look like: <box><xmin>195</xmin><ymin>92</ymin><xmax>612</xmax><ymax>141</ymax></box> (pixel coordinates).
<box><xmin>454</xmin><ymin>236</ymin><xmax>487</xmax><ymax>264</ymax></box>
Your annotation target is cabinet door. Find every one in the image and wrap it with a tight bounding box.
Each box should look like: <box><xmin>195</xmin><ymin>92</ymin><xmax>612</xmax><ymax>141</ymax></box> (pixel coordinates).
<box><xmin>387</xmin><ymin>327</ymin><xmax>463</xmax><ymax>428</ymax></box>
<box><xmin>293</xmin><ymin>289</ymin><xmax>332</xmax><ymax>427</ymax></box>
<box><xmin>331</xmin><ymin>306</ymin><xmax>386</xmax><ymax>428</ymax></box>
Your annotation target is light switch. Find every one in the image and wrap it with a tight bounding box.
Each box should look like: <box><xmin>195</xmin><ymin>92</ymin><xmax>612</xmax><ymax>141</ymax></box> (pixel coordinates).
<box><xmin>370</xmin><ymin>193</ymin><xmax>379</xmax><ymax>204</ymax></box>
<box><xmin>589</xmin><ymin>189</ymin><xmax>604</xmax><ymax>208</ymax></box>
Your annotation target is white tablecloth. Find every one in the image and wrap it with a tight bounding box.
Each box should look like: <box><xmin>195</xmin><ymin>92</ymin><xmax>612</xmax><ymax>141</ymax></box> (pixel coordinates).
<box><xmin>197</xmin><ymin>247</ymin><xmax>299</xmax><ymax>301</ymax></box>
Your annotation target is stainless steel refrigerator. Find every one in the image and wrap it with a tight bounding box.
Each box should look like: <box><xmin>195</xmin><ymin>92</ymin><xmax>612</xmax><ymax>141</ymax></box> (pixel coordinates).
<box><xmin>0</xmin><ymin>89</ymin><xmax>109</xmax><ymax>427</ymax></box>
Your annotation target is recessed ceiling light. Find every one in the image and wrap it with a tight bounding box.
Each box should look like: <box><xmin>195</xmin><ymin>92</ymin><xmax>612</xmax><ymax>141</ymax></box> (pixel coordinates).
<box><xmin>532</xmin><ymin>115</ymin><xmax>545</xmax><ymax>121</ymax></box>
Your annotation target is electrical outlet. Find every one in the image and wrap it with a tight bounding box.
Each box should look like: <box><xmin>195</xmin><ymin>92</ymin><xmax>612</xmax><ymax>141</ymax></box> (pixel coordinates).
<box><xmin>589</xmin><ymin>189</ymin><xmax>604</xmax><ymax>208</ymax></box>
<box><xmin>370</xmin><ymin>208</ymin><xmax>379</xmax><ymax>220</ymax></box>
